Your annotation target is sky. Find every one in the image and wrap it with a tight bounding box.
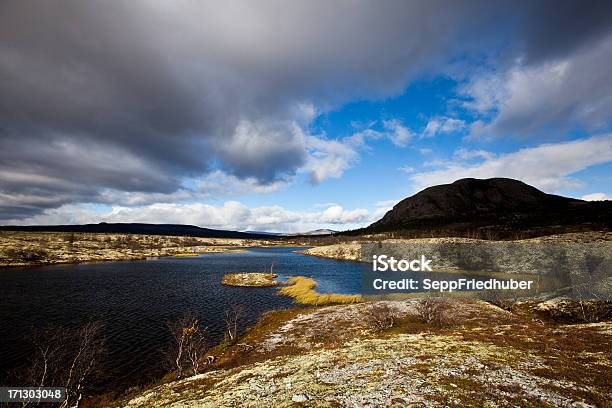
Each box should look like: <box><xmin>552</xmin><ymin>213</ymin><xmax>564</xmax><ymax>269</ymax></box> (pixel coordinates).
<box><xmin>1</xmin><ymin>0</ymin><xmax>611</xmax><ymax>232</ymax></box>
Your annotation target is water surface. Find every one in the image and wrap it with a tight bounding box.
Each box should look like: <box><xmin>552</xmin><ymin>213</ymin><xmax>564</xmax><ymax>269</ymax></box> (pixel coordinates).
<box><xmin>0</xmin><ymin>246</ymin><xmax>502</xmax><ymax>389</ymax></box>
<box><xmin>0</xmin><ymin>246</ymin><xmax>362</xmax><ymax>388</ymax></box>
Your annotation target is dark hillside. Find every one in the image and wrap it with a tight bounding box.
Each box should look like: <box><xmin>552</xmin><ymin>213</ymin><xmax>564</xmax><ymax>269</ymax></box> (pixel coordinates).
<box><xmin>0</xmin><ymin>223</ymin><xmax>275</xmax><ymax>239</ymax></box>
<box><xmin>358</xmin><ymin>178</ymin><xmax>611</xmax><ymax>238</ymax></box>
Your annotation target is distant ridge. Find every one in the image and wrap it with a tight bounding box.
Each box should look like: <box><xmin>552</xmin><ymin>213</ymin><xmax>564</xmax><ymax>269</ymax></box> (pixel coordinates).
<box><xmin>243</xmin><ymin>229</ymin><xmax>338</xmax><ymax>237</ymax></box>
<box><xmin>288</xmin><ymin>229</ymin><xmax>338</xmax><ymax>236</ymax></box>
<box><xmin>0</xmin><ymin>223</ymin><xmax>275</xmax><ymax>239</ymax></box>
<box><xmin>361</xmin><ymin>178</ymin><xmax>611</xmax><ymax>236</ymax></box>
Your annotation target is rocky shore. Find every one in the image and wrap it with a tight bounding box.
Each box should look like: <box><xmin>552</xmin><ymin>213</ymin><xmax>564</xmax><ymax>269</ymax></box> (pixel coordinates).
<box><xmin>299</xmin><ymin>232</ymin><xmax>611</xmax><ymax>264</ymax></box>
<box><xmin>0</xmin><ymin>231</ymin><xmax>271</xmax><ymax>268</ymax></box>
<box><xmin>121</xmin><ymin>298</ymin><xmax>611</xmax><ymax>407</ymax></box>
<box><xmin>299</xmin><ymin>233</ymin><xmax>612</xmax><ymax>281</ymax></box>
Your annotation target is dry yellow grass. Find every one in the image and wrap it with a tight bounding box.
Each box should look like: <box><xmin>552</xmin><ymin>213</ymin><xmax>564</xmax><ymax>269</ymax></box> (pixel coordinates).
<box><xmin>279</xmin><ymin>276</ymin><xmax>362</xmax><ymax>305</ymax></box>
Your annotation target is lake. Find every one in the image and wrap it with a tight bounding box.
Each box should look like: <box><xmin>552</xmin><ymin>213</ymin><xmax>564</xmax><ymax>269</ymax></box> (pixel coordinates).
<box><xmin>0</xmin><ymin>246</ymin><xmax>365</xmax><ymax>389</ymax></box>
<box><xmin>0</xmin><ymin>246</ymin><xmax>501</xmax><ymax>390</ymax></box>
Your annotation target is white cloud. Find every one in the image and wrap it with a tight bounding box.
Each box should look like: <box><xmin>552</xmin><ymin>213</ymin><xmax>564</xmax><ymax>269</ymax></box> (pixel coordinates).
<box><xmin>320</xmin><ymin>205</ymin><xmax>369</xmax><ymax>224</ymax></box>
<box><xmin>300</xmin><ymin>118</ymin><xmax>414</xmax><ymax>184</ymax></box>
<box><xmin>383</xmin><ymin>119</ymin><xmax>414</xmax><ymax>147</ymax></box>
<box><xmin>314</xmin><ymin>202</ymin><xmax>339</xmax><ymax>208</ymax></box>
<box><xmin>398</xmin><ymin>166</ymin><xmax>415</xmax><ymax>174</ymax></box>
<box><xmin>8</xmin><ymin>201</ymin><xmax>373</xmax><ymax>233</ymax></box>
<box><xmin>93</xmin><ymin>170</ymin><xmax>288</xmax><ymax>207</ymax></box>
<box><xmin>195</xmin><ymin>170</ymin><xmax>288</xmax><ymax>196</ymax></box>
<box><xmin>410</xmin><ymin>134</ymin><xmax>612</xmax><ymax>192</ymax></box>
<box><xmin>422</xmin><ymin>117</ymin><xmax>466</xmax><ymax>138</ymax></box>
<box><xmin>302</xmin><ymin>135</ymin><xmax>359</xmax><ymax>184</ymax></box>
<box><xmin>375</xmin><ymin>199</ymin><xmax>400</xmax><ymax>207</ymax></box>
<box><xmin>581</xmin><ymin>192</ymin><xmax>612</xmax><ymax>201</ymax></box>
<box><xmin>371</xmin><ymin>199</ymin><xmax>400</xmax><ymax>220</ymax></box>
<box><xmin>460</xmin><ymin>33</ymin><xmax>612</xmax><ymax>138</ymax></box>
<box><xmin>453</xmin><ymin>148</ymin><xmax>495</xmax><ymax>161</ymax></box>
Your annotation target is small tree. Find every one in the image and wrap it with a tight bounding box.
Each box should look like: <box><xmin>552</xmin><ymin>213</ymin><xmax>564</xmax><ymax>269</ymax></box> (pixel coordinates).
<box><xmin>224</xmin><ymin>305</ymin><xmax>245</xmax><ymax>343</ymax></box>
<box><xmin>364</xmin><ymin>303</ymin><xmax>396</xmax><ymax>332</ymax></box>
<box><xmin>166</xmin><ymin>314</ymin><xmax>208</xmax><ymax>377</ymax></box>
<box><xmin>65</xmin><ymin>232</ymin><xmax>76</xmax><ymax>249</ymax></box>
<box><xmin>21</xmin><ymin>322</ymin><xmax>105</xmax><ymax>408</ymax></box>
<box><xmin>415</xmin><ymin>298</ymin><xmax>449</xmax><ymax>327</ymax></box>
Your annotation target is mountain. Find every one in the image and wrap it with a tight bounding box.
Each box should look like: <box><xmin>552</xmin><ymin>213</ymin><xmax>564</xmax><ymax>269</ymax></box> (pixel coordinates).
<box><xmin>280</xmin><ymin>229</ymin><xmax>338</xmax><ymax>237</ymax></box>
<box><xmin>297</xmin><ymin>229</ymin><xmax>338</xmax><ymax>236</ymax></box>
<box><xmin>243</xmin><ymin>230</ymin><xmax>281</xmax><ymax>236</ymax></box>
<box><xmin>243</xmin><ymin>229</ymin><xmax>338</xmax><ymax>236</ymax></box>
<box><xmin>365</xmin><ymin>178</ymin><xmax>611</xmax><ymax>235</ymax></box>
<box><xmin>0</xmin><ymin>223</ymin><xmax>276</xmax><ymax>239</ymax></box>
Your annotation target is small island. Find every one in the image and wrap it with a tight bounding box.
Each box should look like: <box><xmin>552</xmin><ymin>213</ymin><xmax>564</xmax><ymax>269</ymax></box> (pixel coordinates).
<box><xmin>221</xmin><ymin>272</ymin><xmax>280</xmax><ymax>287</ymax></box>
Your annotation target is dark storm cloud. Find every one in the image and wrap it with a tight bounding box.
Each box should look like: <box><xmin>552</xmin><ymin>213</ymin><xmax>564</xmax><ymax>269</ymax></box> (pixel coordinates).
<box><xmin>520</xmin><ymin>0</ymin><xmax>612</xmax><ymax>64</ymax></box>
<box><xmin>1</xmin><ymin>0</ymin><xmax>611</xmax><ymax>220</ymax></box>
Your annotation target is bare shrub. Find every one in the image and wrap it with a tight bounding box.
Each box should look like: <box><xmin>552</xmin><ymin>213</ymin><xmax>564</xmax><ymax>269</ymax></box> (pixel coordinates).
<box><xmin>20</xmin><ymin>322</ymin><xmax>106</xmax><ymax>408</ymax></box>
<box><xmin>64</xmin><ymin>232</ymin><xmax>76</xmax><ymax>247</ymax></box>
<box><xmin>538</xmin><ymin>299</ymin><xmax>612</xmax><ymax>323</ymax></box>
<box><xmin>181</xmin><ymin>237</ymin><xmax>201</xmax><ymax>247</ymax></box>
<box><xmin>4</xmin><ymin>247</ymin><xmax>48</xmax><ymax>263</ymax></box>
<box><xmin>415</xmin><ymin>298</ymin><xmax>449</xmax><ymax>327</ymax></box>
<box><xmin>166</xmin><ymin>314</ymin><xmax>208</xmax><ymax>377</ymax></box>
<box><xmin>364</xmin><ymin>303</ymin><xmax>396</xmax><ymax>332</ymax></box>
<box><xmin>224</xmin><ymin>305</ymin><xmax>245</xmax><ymax>344</ymax></box>
<box><xmin>479</xmin><ymin>290</ymin><xmax>516</xmax><ymax>311</ymax></box>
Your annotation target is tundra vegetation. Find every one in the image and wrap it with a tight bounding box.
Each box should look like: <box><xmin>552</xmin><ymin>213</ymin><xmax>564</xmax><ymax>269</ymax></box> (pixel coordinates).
<box><xmin>116</xmin><ymin>297</ymin><xmax>611</xmax><ymax>408</ymax></box>
<box><xmin>221</xmin><ymin>273</ymin><xmax>279</xmax><ymax>287</ymax></box>
<box><xmin>0</xmin><ymin>231</ymin><xmax>269</xmax><ymax>267</ymax></box>
<box><xmin>2</xmin><ymin>231</ymin><xmax>610</xmax><ymax>406</ymax></box>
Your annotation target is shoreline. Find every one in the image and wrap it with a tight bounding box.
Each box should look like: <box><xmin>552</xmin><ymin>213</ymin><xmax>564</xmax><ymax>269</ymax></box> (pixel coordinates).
<box><xmin>297</xmin><ymin>232</ymin><xmax>612</xmax><ymax>277</ymax></box>
<box><xmin>0</xmin><ymin>247</ymin><xmax>254</xmax><ymax>269</ymax></box>
<box><xmin>118</xmin><ymin>297</ymin><xmax>612</xmax><ymax>407</ymax></box>
<box><xmin>0</xmin><ymin>231</ymin><xmax>282</xmax><ymax>269</ymax></box>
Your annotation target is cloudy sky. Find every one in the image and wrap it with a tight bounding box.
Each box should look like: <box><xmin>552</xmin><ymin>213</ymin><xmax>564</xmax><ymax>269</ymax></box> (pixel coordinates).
<box><xmin>1</xmin><ymin>0</ymin><xmax>611</xmax><ymax>232</ymax></box>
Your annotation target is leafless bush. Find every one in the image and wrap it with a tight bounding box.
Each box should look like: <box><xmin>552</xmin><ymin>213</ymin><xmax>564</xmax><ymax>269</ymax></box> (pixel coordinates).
<box><xmin>364</xmin><ymin>303</ymin><xmax>396</xmax><ymax>332</ymax></box>
<box><xmin>165</xmin><ymin>314</ymin><xmax>208</xmax><ymax>377</ymax></box>
<box><xmin>570</xmin><ymin>266</ymin><xmax>611</xmax><ymax>323</ymax></box>
<box><xmin>4</xmin><ymin>247</ymin><xmax>48</xmax><ymax>263</ymax></box>
<box><xmin>537</xmin><ymin>300</ymin><xmax>611</xmax><ymax>323</ymax></box>
<box><xmin>180</xmin><ymin>237</ymin><xmax>202</xmax><ymax>247</ymax></box>
<box><xmin>415</xmin><ymin>298</ymin><xmax>449</xmax><ymax>327</ymax></box>
<box><xmin>224</xmin><ymin>305</ymin><xmax>245</xmax><ymax>344</ymax></box>
<box><xmin>19</xmin><ymin>322</ymin><xmax>106</xmax><ymax>408</ymax></box>
<box><xmin>479</xmin><ymin>289</ymin><xmax>519</xmax><ymax>311</ymax></box>
<box><xmin>63</xmin><ymin>232</ymin><xmax>76</xmax><ymax>247</ymax></box>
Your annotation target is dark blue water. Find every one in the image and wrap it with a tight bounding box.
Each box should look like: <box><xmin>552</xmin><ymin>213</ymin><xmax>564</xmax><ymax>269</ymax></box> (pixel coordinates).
<box><xmin>0</xmin><ymin>246</ymin><xmax>363</xmax><ymax>388</ymax></box>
